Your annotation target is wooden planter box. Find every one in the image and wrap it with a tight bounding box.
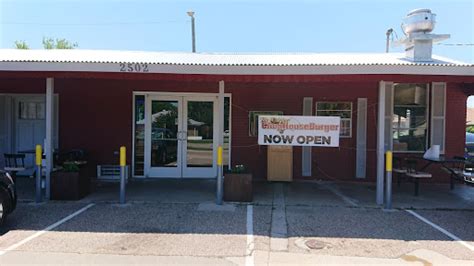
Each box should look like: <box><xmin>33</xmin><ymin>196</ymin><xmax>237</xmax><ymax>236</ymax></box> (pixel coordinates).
<box><xmin>224</xmin><ymin>173</ymin><xmax>253</xmax><ymax>202</ymax></box>
<box><xmin>51</xmin><ymin>166</ymin><xmax>90</xmax><ymax>200</ymax></box>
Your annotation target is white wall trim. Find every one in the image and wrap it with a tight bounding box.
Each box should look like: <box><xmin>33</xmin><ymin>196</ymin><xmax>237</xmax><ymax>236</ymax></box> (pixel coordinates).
<box><xmin>45</xmin><ymin>77</ymin><xmax>54</xmax><ymax>199</ymax></box>
<box><xmin>302</xmin><ymin>97</ymin><xmax>313</xmax><ymax>177</ymax></box>
<box><xmin>431</xmin><ymin>82</ymin><xmax>447</xmax><ymax>154</ymax></box>
<box><xmin>376</xmin><ymin>81</ymin><xmax>386</xmax><ymax>205</ymax></box>
<box><xmin>1</xmin><ymin>62</ymin><xmax>473</xmax><ymax>76</ymax></box>
<box><xmin>356</xmin><ymin>98</ymin><xmax>367</xmax><ymax>179</ymax></box>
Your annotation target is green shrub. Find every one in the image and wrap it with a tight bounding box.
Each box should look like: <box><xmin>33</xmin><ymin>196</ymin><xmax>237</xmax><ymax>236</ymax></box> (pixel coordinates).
<box><xmin>230</xmin><ymin>164</ymin><xmax>247</xmax><ymax>174</ymax></box>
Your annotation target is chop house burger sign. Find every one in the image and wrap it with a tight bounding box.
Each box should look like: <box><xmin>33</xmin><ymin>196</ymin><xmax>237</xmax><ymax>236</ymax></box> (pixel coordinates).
<box><xmin>258</xmin><ymin>116</ymin><xmax>340</xmax><ymax>147</ymax></box>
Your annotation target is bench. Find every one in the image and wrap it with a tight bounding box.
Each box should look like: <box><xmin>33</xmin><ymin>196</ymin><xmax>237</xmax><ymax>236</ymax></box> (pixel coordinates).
<box><xmin>3</xmin><ymin>153</ymin><xmax>27</xmax><ymax>182</ymax></box>
<box><xmin>394</xmin><ymin>157</ymin><xmax>432</xmax><ymax>196</ymax></box>
<box><xmin>97</xmin><ymin>165</ymin><xmax>129</xmax><ymax>182</ymax></box>
<box><xmin>441</xmin><ymin>156</ymin><xmax>474</xmax><ymax>188</ymax></box>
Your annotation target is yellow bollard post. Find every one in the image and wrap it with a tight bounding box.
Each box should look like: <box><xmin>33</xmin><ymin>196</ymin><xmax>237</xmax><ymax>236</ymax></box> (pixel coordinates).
<box><xmin>119</xmin><ymin>146</ymin><xmax>126</xmax><ymax>204</ymax></box>
<box><xmin>35</xmin><ymin>145</ymin><xmax>42</xmax><ymax>203</ymax></box>
<box><xmin>35</xmin><ymin>145</ymin><xmax>42</xmax><ymax>166</ymax></box>
<box><xmin>120</xmin><ymin>146</ymin><xmax>126</xmax><ymax>167</ymax></box>
<box><xmin>217</xmin><ymin>146</ymin><xmax>223</xmax><ymax>166</ymax></box>
<box><xmin>216</xmin><ymin>145</ymin><xmax>223</xmax><ymax>205</ymax></box>
<box><xmin>386</xmin><ymin>151</ymin><xmax>392</xmax><ymax>172</ymax></box>
<box><xmin>385</xmin><ymin>151</ymin><xmax>393</xmax><ymax>210</ymax></box>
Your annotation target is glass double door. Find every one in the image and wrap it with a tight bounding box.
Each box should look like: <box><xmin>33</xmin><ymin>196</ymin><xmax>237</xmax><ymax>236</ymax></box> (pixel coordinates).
<box><xmin>145</xmin><ymin>95</ymin><xmax>217</xmax><ymax>178</ymax></box>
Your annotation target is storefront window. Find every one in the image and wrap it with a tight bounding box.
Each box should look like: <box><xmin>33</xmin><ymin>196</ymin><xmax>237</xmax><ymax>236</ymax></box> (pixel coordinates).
<box><xmin>19</xmin><ymin>102</ymin><xmax>45</xmax><ymax>120</ymax></box>
<box><xmin>134</xmin><ymin>95</ymin><xmax>145</xmax><ymax>175</ymax></box>
<box><xmin>392</xmin><ymin>83</ymin><xmax>428</xmax><ymax>152</ymax></box>
<box><xmin>316</xmin><ymin>102</ymin><xmax>352</xmax><ymax>137</ymax></box>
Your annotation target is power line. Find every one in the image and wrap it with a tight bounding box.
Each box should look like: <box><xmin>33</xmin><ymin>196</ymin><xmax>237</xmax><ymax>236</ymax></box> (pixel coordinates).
<box><xmin>436</xmin><ymin>43</ymin><xmax>474</xmax><ymax>46</ymax></box>
<box><xmin>1</xmin><ymin>20</ymin><xmax>187</xmax><ymax>26</ymax></box>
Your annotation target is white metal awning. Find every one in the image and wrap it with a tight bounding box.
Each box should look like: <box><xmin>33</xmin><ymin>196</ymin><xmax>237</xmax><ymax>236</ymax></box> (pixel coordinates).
<box><xmin>0</xmin><ymin>49</ymin><xmax>473</xmax><ymax>76</ymax></box>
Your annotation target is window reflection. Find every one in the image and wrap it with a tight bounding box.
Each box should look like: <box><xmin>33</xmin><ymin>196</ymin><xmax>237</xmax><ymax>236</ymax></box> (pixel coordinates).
<box><xmin>186</xmin><ymin>101</ymin><xmax>214</xmax><ymax>167</ymax></box>
<box><xmin>392</xmin><ymin>83</ymin><xmax>428</xmax><ymax>152</ymax></box>
<box><xmin>134</xmin><ymin>95</ymin><xmax>145</xmax><ymax>175</ymax></box>
<box><xmin>151</xmin><ymin>101</ymin><xmax>178</xmax><ymax>167</ymax></box>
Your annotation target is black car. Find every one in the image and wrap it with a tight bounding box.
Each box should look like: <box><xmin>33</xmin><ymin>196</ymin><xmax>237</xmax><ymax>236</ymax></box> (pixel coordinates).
<box><xmin>465</xmin><ymin>132</ymin><xmax>474</xmax><ymax>160</ymax></box>
<box><xmin>0</xmin><ymin>170</ymin><xmax>17</xmax><ymax>225</ymax></box>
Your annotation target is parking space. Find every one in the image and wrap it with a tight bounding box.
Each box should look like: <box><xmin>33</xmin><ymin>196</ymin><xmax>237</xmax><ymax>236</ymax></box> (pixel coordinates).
<box><xmin>1</xmin><ymin>181</ymin><xmax>474</xmax><ymax>265</ymax></box>
<box><xmin>286</xmin><ymin>205</ymin><xmax>474</xmax><ymax>261</ymax></box>
<box><xmin>0</xmin><ymin>202</ymin><xmax>89</xmax><ymax>250</ymax></box>
<box><xmin>284</xmin><ymin>182</ymin><xmax>349</xmax><ymax>207</ymax></box>
<box><xmin>11</xmin><ymin>203</ymin><xmax>250</xmax><ymax>258</ymax></box>
<box><xmin>413</xmin><ymin>209</ymin><xmax>474</xmax><ymax>246</ymax></box>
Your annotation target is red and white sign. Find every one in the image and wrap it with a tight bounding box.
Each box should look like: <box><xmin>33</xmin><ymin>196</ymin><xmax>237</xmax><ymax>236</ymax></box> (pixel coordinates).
<box><xmin>258</xmin><ymin>115</ymin><xmax>340</xmax><ymax>147</ymax></box>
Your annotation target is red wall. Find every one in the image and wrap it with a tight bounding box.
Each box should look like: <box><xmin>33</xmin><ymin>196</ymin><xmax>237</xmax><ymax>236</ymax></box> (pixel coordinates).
<box><xmin>0</xmin><ymin>73</ymin><xmax>472</xmax><ymax>183</ymax></box>
<box><xmin>225</xmin><ymin>81</ymin><xmax>379</xmax><ymax>181</ymax></box>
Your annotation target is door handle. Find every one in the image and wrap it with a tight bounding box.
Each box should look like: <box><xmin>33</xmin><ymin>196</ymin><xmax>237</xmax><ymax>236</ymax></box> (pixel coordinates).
<box><xmin>177</xmin><ymin>131</ymin><xmax>188</xmax><ymax>141</ymax></box>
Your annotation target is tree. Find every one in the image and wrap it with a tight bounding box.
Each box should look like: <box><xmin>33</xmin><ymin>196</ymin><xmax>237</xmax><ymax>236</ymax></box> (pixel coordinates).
<box><xmin>14</xmin><ymin>40</ymin><xmax>29</xmax><ymax>49</ymax></box>
<box><xmin>14</xmin><ymin>37</ymin><xmax>78</xmax><ymax>49</ymax></box>
<box><xmin>42</xmin><ymin>37</ymin><xmax>78</xmax><ymax>49</ymax></box>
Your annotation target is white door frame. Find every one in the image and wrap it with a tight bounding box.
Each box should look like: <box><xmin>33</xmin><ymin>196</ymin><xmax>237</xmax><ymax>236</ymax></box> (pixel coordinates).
<box><xmin>182</xmin><ymin>95</ymin><xmax>218</xmax><ymax>178</ymax></box>
<box><xmin>144</xmin><ymin>93</ymin><xmax>218</xmax><ymax>178</ymax></box>
<box><xmin>132</xmin><ymin>92</ymin><xmax>232</xmax><ymax>178</ymax></box>
<box><xmin>145</xmin><ymin>95</ymin><xmax>183</xmax><ymax>178</ymax></box>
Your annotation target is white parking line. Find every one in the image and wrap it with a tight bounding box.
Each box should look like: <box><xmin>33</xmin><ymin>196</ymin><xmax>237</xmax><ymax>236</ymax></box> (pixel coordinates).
<box><xmin>245</xmin><ymin>205</ymin><xmax>254</xmax><ymax>266</ymax></box>
<box><xmin>406</xmin><ymin>209</ymin><xmax>474</xmax><ymax>252</ymax></box>
<box><xmin>0</xmin><ymin>203</ymin><xmax>95</xmax><ymax>256</ymax></box>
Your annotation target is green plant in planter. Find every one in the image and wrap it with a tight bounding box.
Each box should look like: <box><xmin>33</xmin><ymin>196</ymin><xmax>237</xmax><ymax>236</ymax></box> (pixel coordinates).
<box><xmin>62</xmin><ymin>161</ymin><xmax>80</xmax><ymax>172</ymax></box>
<box><xmin>230</xmin><ymin>164</ymin><xmax>247</xmax><ymax>174</ymax></box>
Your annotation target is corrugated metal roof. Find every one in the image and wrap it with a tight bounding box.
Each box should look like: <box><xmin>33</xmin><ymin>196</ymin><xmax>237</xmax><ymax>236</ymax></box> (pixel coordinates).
<box><xmin>0</xmin><ymin>49</ymin><xmax>471</xmax><ymax>66</ymax></box>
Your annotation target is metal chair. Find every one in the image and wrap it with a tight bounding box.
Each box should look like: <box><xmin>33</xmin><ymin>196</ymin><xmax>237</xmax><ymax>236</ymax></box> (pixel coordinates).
<box><xmin>3</xmin><ymin>153</ymin><xmax>26</xmax><ymax>182</ymax></box>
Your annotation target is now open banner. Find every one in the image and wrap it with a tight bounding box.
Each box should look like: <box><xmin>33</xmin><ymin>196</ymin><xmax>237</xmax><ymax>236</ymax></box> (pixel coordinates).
<box><xmin>258</xmin><ymin>115</ymin><xmax>340</xmax><ymax>147</ymax></box>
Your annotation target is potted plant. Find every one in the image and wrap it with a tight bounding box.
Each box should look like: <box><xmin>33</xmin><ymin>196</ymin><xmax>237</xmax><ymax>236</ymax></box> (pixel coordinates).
<box><xmin>224</xmin><ymin>164</ymin><xmax>253</xmax><ymax>202</ymax></box>
<box><xmin>51</xmin><ymin>160</ymin><xmax>90</xmax><ymax>200</ymax></box>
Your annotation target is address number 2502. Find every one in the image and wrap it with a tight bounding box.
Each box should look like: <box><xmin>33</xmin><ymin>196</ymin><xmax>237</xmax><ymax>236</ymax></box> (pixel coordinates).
<box><xmin>119</xmin><ymin>63</ymin><xmax>149</xmax><ymax>73</ymax></box>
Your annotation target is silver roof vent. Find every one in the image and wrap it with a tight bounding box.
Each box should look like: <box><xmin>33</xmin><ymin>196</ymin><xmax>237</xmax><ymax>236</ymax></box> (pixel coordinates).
<box><xmin>395</xmin><ymin>9</ymin><xmax>450</xmax><ymax>62</ymax></box>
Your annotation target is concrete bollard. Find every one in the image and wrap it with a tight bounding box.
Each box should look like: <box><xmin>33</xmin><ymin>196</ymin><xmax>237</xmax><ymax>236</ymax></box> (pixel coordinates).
<box><xmin>35</xmin><ymin>144</ymin><xmax>42</xmax><ymax>203</ymax></box>
<box><xmin>119</xmin><ymin>146</ymin><xmax>126</xmax><ymax>204</ymax></box>
<box><xmin>384</xmin><ymin>151</ymin><xmax>393</xmax><ymax>210</ymax></box>
<box><xmin>216</xmin><ymin>145</ymin><xmax>223</xmax><ymax>205</ymax></box>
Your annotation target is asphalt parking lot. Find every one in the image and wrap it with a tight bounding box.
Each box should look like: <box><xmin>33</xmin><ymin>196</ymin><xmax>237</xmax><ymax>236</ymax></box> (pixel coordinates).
<box><xmin>0</xmin><ymin>181</ymin><xmax>473</xmax><ymax>265</ymax></box>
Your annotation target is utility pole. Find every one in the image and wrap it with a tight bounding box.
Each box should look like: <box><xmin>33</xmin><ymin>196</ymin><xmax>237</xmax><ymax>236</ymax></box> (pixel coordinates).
<box><xmin>187</xmin><ymin>11</ymin><xmax>196</xmax><ymax>53</ymax></box>
<box><xmin>386</xmin><ymin>28</ymin><xmax>393</xmax><ymax>53</ymax></box>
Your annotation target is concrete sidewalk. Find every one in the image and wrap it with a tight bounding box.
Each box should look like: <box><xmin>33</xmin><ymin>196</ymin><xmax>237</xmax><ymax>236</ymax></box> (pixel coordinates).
<box><xmin>14</xmin><ymin>177</ymin><xmax>474</xmax><ymax>210</ymax></box>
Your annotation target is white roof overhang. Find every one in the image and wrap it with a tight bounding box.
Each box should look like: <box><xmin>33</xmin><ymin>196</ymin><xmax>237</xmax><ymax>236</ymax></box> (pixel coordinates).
<box><xmin>0</xmin><ymin>49</ymin><xmax>472</xmax><ymax>76</ymax></box>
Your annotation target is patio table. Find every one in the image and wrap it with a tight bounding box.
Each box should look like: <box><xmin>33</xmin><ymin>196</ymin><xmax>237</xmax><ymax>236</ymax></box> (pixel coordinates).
<box><xmin>394</xmin><ymin>155</ymin><xmax>466</xmax><ymax>195</ymax></box>
<box><xmin>420</xmin><ymin>155</ymin><xmax>464</xmax><ymax>171</ymax></box>
<box><xmin>421</xmin><ymin>156</ymin><xmax>468</xmax><ymax>189</ymax></box>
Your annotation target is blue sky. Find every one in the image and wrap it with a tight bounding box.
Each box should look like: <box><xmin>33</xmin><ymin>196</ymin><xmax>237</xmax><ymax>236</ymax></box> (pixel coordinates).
<box><xmin>1</xmin><ymin>0</ymin><xmax>474</xmax><ymax>104</ymax></box>
<box><xmin>1</xmin><ymin>0</ymin><xmax>472</xmax><ymax>61</ymax></box>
